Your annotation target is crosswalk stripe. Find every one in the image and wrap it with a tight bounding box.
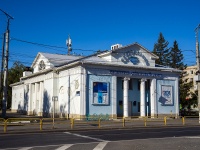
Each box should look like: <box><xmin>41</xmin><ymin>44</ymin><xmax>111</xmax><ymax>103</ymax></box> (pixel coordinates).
<box><xmin>18</xmin><ymin>147</ymin><xmax>32</xmax><ymax>150</ymax></box>
<box><xmin>55</xmin><ymin>144</ymin><xmax>73</xmax><ymax>150</ymax></box>
<box><xmin>64</xmin><ymin>132</ymin><xmax>107</xmax><ymax>142</ymax></box>
<box><xmin>186</xmin><ymin>136</ymin><xmax>200</xmax><ymax>138</ymax></box>
<box><xmin>93</xmin><ymin>142</ymin><xmax>108</xmax><ymax>150</ymax></box>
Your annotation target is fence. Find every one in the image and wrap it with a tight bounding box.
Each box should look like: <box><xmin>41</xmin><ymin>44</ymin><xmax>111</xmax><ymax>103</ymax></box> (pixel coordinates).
<box><xmin>0</xmin><ymin>116</ymin><xmax>199</xmax><ymax>133</ymax></box>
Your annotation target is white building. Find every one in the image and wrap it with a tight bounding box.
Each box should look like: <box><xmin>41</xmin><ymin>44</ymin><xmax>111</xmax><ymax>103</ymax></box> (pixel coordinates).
<box><xmin>10</xmin><ymin>42</ymin><xmax>181</xmax><ymax>119</ymax></box>
<box><xmin>182</xmin><ymin>65</ymin><xmax>197</xmax><ymax>94</ymax></box>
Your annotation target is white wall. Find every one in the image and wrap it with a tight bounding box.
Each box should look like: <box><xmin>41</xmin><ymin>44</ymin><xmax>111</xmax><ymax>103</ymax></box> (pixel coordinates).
<box><xmin>58</xmin><ymin>67</ymin><xmax>82</xmax><ymax>117</ymax></box>
<box><xmin>43</xmin><ymin>72</ymin><xmax>55</xmax><ymax>115</ymax></box>
<box><xmin>11</xmin><ymin>84</ymin><xmax>24</xmax><ymax>112</ymax></box>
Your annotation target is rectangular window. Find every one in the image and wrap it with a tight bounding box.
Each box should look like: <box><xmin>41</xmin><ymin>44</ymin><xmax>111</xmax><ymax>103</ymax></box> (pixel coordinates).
<box><xmin>93</xmin><ymin>82</ymin><xmax>109</xmax><ymax>105</ymax></box>
<box><xmin>191</xmin><ymin>70</ymin><xmax>193</xmax><ymax>74</ymax></box>
<box><xmin>129</xmin><ymin>79</ymin><xmax>133</xmax><ymax>90</ymax></box>
<box><xmin>145</xmin><ymin>80</ymin><xmax>150</xmax><ymax>90</ymax></box>
<box><xmin>138</xmin><ymin>102</ymin><xmax>140</xmax><ymax>112</ymax></box>
<box><xmin>138</xmin><ymin>80</ymin><xmax>140</xmax><ymax>90</ymax></box>
<box><xmin>119</xmin><ymin>100</ymin><xmax>123</xmax><ymax>105</ymax></box>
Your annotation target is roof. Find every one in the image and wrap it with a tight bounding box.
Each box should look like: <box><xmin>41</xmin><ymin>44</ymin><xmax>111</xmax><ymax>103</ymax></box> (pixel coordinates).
<box><xmin>97</xmin><ymin>42</ymin><xmax>159</xmax><ymax>59</ymax></box>
<box><xmin>31</xmin><ymin>52</ymin><xmax>83</xmax><ymax>67</ymax></box>
<box><xmin>55</xmin><ymin>55</ymin><xmax>182</xmax><ymax>74</ymax></box>
<box><xmin>10</xmin><ymin>81</ymin><xmax>24</xmax><ymax>87</ymax></box>
<box><xmin>25</xmin><ymin>42</ymin><xmax>181</xmax><ymax>79</ymax></box>
<box><xmin>55</xmin><ymin>50</ymin><xmax>108</xmax><ymax>67</ymax></box>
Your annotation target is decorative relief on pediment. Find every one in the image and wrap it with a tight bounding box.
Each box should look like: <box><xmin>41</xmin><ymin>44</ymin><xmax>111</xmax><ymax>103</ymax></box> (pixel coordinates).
<box><xmin>38</xmin><ymin>60</ymin><xmax>46</xmax><ymax>70</ymax></box>
<box><xmin>119</xmin><ymin>50</ymin><xmax>150</xmax><ymax>66</ymax></box>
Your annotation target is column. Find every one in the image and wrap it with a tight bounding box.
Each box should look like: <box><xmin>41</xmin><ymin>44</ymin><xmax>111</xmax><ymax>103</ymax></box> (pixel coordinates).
<box><xmin>28</xmin><ymin>84</ymin><xmax>32</xmax><ymax>115</ymax></box>
<box><xmin>39</xmin><ymin>82</ymin><xmax>44</xmax><ymax>116</ymax></box>
<box><xmin>35</xmin><ymin>83</ymin><xmax>39</xmax><ymax>115</ymax></box>
<box><xmin>150</xmin><ymin>78</ymin><xmax>156</xmax><ymax>118</ymax></box>
<box><xmin>112</xmin><ymin>76</ymin><xmax>117</xmax><ymax>119</ymax></box>
<box><xmin>175</xmin><ymin>78</ymin><xmax>179</xmax><ymax>118</ymax></box>
<box><xmin>67</xmin><ymin>75</ymin><xmax>70</xmax><ymax>118</ymax></box>
<box><xmin>140</xmin><ymin>78</ymin><xmax>146</xmax><ymax>117</ymax></box>
<box><xmin>80</xmin><ymin>67</ymin><xmax>86</xmax><ymax>118</ymax></box>
<box><xmin>123</xmin><ymin>77</ymin><xmax>129</xmax><ymax>118</ymax></box>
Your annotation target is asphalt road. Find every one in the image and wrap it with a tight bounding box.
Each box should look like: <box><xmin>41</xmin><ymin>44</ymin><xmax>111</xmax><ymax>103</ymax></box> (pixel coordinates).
<box><xmin>1</xmin><ymin>126</ymin><xmax>200</xmax><ymax>150</ymax></box>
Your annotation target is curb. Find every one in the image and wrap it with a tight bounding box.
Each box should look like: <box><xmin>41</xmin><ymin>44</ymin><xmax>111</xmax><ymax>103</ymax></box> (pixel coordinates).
<box><xmin>1</xmin><ymin>124</ymin><xmax>200</xmax><ymax>135</ymax></box>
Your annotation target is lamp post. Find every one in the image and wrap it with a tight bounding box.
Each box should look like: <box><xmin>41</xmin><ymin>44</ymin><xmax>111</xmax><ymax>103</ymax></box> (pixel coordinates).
<box><xmin>0</xmin><ymin>9</ymin><xmax>13</xmax><ymax>118</ymax></box>
<box><xmin>52</xmin><ymin>96</ymin><xmax>58</xmax><ymax>128</ymax></box>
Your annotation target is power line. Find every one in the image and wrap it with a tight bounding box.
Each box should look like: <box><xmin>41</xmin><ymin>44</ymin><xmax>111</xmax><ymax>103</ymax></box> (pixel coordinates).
<box><xmin>11</xmin><ymin>37</ymin><xmax>97</xmax><ymax>52</ymax></box>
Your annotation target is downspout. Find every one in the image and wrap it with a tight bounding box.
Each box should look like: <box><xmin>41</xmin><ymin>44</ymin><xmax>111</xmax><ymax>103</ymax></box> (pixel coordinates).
<box><xmin>68</xmin><ymin>75</ymin><xmax>70</xmax><ymax>119</ymax></box>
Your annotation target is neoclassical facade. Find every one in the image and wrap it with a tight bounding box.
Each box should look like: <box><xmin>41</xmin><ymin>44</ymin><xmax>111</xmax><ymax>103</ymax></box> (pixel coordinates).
<box><xmin>10</xmin><ymin>42</ymin><xmax>181</xmax><ymax>118</ymax></box>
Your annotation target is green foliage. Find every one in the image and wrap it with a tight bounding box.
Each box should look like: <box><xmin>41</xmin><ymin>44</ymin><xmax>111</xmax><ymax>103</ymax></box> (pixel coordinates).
<box><xmin>189</xmin><ymin>90</ymin><xmax>198</xmax><ymax>108</ymax></box>
<box><xmin>153</xmin><ymin>33</ymin><xmax>197</xmax><ymax>111</ymax></box>
<box><xmin>179</xmin><ymin>79</ymin><xmax>193</xmax><ymax>109</ymax></box>
<box><xmin>169</xmin><ymin>40</ymin><xmax>185</xmax><ymax>70</ymax></box>
<box><xmin>153</xmin><ymin>33</ymin><xmax>170</xmax><ymax>66</ymax></box>
<box><xmin>168</xmin><ymin>40</ymin><xmax>192</xmax><ymax>109</ymax></box>
<box><xmin>7</xmin><ymin>61</ymin><xmax>26</xmax><ymax>109</ymax></box>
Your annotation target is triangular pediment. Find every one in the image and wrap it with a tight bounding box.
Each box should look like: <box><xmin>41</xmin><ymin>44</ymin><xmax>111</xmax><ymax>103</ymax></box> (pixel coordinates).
<box><xmin>31</xmin><ymin>53</ymin><xmax>50</xmax><ymax>73</ymax></box>
<box><xmin>98</xmin><ymin>43</ymin><xmax>158</xmax><ymax>67</ymax></box>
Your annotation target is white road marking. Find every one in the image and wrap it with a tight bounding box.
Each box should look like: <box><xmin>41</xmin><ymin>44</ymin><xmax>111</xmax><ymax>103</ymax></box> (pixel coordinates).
<box><xmin>186</xmin><ymin>136</ymin><xmax>200</xmax><ymax>138</ymax></box>
<box><xmin>64</xmin><ymin>132</ymin><xmax>108</xmax><ymax>142</ymax></box>
<box><xmin>93</xmin><ymin>142</ymin><xmax>108</xmax><ymax>150</ymax></box>
<box><xmin>18</xmin><ymin>147</ymin><xmax>32</xmax><ymax>150</ymax></box>
<box><xmin>55</xmin><ymin>144</ymin><xmax>73</xmax><ymax>150</ymax></box>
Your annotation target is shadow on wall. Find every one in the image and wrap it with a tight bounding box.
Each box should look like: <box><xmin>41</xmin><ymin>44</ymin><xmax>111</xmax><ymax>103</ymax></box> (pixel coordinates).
<box><xmin>22</xmin><ymin>87</ymin><xmax>29</xmax><ymax>114</ymax></box>
<box><xmin>17</xmin><ymin>102</ymin><xmax>23</xmax><ymax>114</ymax></box>
<box><xmin>17</xmin><ymin>86</ymin><xmax>29</xmax><ymax>115</ymax></box>
<box><xmin>43</xmin><ymin>90</ymin><xmax>51</xmax><ymax>117</ymax></box>
<box><xmin>60</xmin><ymin>104</ymin><xmax>66</xmax><ymax>118</ymax></box>
<box><xmin>158</xmin><ymin>96</ymin><xmax>168</xmax><ymax>106</ymax></box>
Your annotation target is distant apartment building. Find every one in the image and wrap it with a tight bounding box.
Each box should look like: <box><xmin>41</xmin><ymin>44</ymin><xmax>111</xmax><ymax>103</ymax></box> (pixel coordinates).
<box><xmin>182</xmin><ymin>65</ymin><xmax>197</xmax><ymax>95</ymax></box>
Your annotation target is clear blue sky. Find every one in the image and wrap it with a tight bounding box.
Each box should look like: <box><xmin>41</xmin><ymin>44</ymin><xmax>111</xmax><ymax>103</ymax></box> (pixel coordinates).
<box><xmin>0</xmin><ymin>0</ymin><xmax>200</xmax><ymax>67</ymax></box>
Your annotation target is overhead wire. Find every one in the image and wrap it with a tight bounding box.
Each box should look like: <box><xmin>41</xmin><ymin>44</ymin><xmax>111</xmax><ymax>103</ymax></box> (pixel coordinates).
<box><xmin>11</xmin><ymin>37</ymin><xmax>97</xmax><ymax>52</ymax></box>
<box><xmin>0</xmin><ymin>36</ymin><xmax>196</xmax><ymax>67</ymax></box>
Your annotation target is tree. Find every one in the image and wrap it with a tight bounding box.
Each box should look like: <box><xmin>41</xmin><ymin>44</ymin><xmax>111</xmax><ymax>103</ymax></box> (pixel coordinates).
<box><xmin>153</xmin><ymin>33</ymin><xmax>170</xmax><ymax>66</ymax></box>
<box><xmin>169</xmin><ymin>40</ymin><xmax>185</xmax><ymax>69</ymax></box>
<box><xmin>7</xmin><ymin>61</ymin><xmax>26</xmax><ymax>109</ymax></box>
<box><xmin>179</xmin><ymin>79</ymin><xmax>193</xmax><ymax>109</ymax></box>
<box><xmin>168</xmin><ymin>40</ymin><xmax>198</xmax><ymax>112</ymax></box>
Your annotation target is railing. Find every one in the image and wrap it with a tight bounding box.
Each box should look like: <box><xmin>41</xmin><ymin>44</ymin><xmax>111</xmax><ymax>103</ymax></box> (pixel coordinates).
<box><xmin>0</xmin><ymin>116</ymin><xmax>199</xmax><ymax>133</ymax></box>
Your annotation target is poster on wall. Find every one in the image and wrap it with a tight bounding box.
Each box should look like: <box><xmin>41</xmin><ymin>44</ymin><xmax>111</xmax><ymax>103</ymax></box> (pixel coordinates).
<box><xmin>93</xmin><ymin>82</ymin><xmax>109</xmax><ymax>105</ymax></box>
<box><xmin>161</xmin><ymin>85</ymin><xmax>173</xmax><ymax>106</ymax></box>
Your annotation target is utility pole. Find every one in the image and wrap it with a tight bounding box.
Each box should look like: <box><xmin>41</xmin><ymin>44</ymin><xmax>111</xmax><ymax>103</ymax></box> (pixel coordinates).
<box><xmin>0</xmin><ymin>33</ymin><xmax>5</xmax><ymax>103</ymax></box>
<box><xmin>0</xmin><ymin>9</ymin><xmax>13</xmax><ymax>118</ymax></box>
<box><xmin>195</xmin><ymin>24</ymin><xmax>200</xmax><ymax>123</ymax></box>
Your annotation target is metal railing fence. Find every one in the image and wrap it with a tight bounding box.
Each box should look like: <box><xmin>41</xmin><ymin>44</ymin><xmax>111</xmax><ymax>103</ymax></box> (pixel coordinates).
<box><xmin>0</xmin><ymin>116</ymin><xmax>199</xmax><ymax>133</ymax></box>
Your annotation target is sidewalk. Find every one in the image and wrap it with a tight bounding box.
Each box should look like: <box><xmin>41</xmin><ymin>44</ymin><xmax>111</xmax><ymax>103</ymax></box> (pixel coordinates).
<box><xmin>0</xmin><ymin>112</ymin><xmax>200</xmax><ymax>134</ymax></box>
